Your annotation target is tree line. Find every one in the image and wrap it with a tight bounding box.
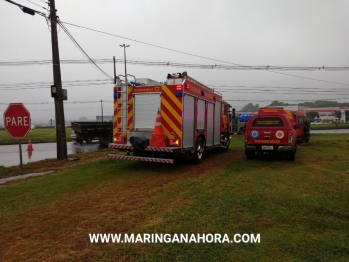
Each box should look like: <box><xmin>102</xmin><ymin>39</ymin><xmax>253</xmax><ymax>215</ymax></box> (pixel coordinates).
<box><xmin>239</xmin><ymin>100</ymin><xmax>347</xmax><ymax>122</ymax></box>
<box><xmin>240</xmin><ymin>100</ymin><xmax>348</xmax><ymax>111</ymax></box>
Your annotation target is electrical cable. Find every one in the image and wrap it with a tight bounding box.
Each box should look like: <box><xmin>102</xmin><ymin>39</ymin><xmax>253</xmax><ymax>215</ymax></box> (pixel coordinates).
<box><xmin>25</xmin><ymin>0</ymin><xmax>48</xmax><ymax>11</ymax></box>
<box><xmin>1</xmin><ymin>57</ymin><xmax>349</xmax><ymax>71</ymax></box>
<box><xmin>59</xmin><ymin>20</ymin><xmax>349</xmax><ymax>87</ymax></box>
<box><xmin>57</xmin><ymin>19</ymin><xmax>114</xmax><ymax>82</ymax></box>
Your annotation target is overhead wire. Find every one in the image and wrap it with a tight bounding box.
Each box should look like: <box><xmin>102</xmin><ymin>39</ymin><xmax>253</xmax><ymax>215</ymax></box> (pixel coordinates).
<box><xmin>1</xmin><ymin>57</ymin><xmax>349</xmax><ymax>71</ymax></box>
<box><xmin>1</xmin><ymin>97</ymin><xmax>348</xmax><ymax>107</ymax></box>
<box><xmin>58</xmin><ymin>20</ymin><xmax>349</xmax><ymax>87</ymax></box>
<box><xmin>57</xmin><ymin>19</ymin><xmax>114</xmax><ymax>82</ymax></box>
<box><xmin>25</xmin><ymin>0</ymin><xmax>48</xmax><ymax>11</ymax></box>
<box><xmin>3</xmin><ymin>1</ymin><xmax>349</xmax><ymax>87</ymax></box>
<box><xmin>3</xmin><ymin>0</ymin><xmax>46</xmax><ymax>16</ymax></box>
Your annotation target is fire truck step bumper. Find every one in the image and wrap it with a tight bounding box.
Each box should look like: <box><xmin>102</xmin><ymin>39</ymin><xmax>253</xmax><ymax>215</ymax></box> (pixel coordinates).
<box><xmin>108</xmin><ymin>154</ymin><xmax>174</xmax><ymax>164</ymax></box>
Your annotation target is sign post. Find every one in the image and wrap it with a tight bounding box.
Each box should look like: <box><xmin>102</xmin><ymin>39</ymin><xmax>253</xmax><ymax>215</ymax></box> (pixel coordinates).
<box><xmin>3</xmin><ymin>103</ymin><xmax>31</xmax><ymax>168</ymax></box>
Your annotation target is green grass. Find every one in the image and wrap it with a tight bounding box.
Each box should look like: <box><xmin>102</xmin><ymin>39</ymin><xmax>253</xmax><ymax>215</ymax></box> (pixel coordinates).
<box><xmin>310</xmin><ymin>123</ymin><xmax>349</xmax><ymax>130</ymax></box>
<box><xmin>0</xmin><ymin>128</ymin><xmax>72</xmax><ymax>144</ymax></box>
<box><xmin>0</xmin><ymin>134</ymin><xmax>348</xmax><ymax>261</ymax></box>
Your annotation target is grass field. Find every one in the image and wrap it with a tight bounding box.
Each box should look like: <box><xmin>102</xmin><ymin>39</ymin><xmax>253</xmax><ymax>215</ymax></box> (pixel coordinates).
<box><xmin>309</xmin><ymin>123</ymin><xmax>349</xmax><ymax>130</ymax></box>
<box><xmin>0</xmin><ymin>134</ymin><xmax>348</xmax><ymax>261</ymax></box>
<box><xmin>0</xmin><ymin>128</ymin><xmax>72</xmax><ymax>144</ymax></box>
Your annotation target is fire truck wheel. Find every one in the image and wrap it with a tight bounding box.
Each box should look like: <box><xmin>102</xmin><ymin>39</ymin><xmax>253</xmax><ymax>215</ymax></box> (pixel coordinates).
<box><xmin>193</xmin><ymin>137</ymin><xmax>204</xmax><ymax>164</ymax></box>
<box><xmin>286</xmin><ymin>150</ymin><xmax>296</xmax><ymax>161</ymax></box>
<box><xmin>222</xmin><ymin>131</ymin><xmax>230</xmax><ymax>151</ymax></box>
<box><xmin>286</xmin><ymin>147</ymin><xmax>296</xmax><ymax>161</ymax></box>
<box><xmin>85</xmin><ymin>137</ymin><xmax>92</xmax><ymax>144</ymax></box>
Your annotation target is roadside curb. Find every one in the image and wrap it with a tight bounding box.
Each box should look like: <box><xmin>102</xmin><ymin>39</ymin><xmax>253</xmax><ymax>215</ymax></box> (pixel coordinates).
<box><xmin>0</xmin><ymin>171</ymin><xmax>54</xmax><ymax>186</ymax></box>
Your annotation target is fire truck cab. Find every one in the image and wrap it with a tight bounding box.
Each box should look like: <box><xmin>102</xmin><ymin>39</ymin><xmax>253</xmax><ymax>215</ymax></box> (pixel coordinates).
<box><xmin>108</xmin><ymin>72</ymin><xmax>231</xmax><ymax>164</ymax></box>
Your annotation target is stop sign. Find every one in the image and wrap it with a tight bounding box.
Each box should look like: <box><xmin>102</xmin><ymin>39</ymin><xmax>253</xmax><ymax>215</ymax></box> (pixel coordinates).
<box><xmin>3</xmin><ymin>103</ymin><xmax>31</xmax><ymax>139</ymax></box>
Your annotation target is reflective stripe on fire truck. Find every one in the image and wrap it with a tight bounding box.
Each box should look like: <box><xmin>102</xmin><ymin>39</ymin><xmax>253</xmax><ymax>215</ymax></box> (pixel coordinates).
<box><xmin>127</xmin><ymin>87</ymin><xmax>133</xmax><ymax>131</ymax></box>
<box><xmin>161</xmin><ymin>85</ymin><xmax>182</xmax><ymax>140</ymax></box>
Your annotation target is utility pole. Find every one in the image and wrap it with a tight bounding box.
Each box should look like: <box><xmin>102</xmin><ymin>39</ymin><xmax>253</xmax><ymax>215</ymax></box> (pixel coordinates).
<box><xmin>49</xmin><ymin>0</ymin><xmax>67</xmax><ymax>159</ymax></box>
<box><xmin>113</xmin><ymin>56</ymin><xmax>117</xmax><ymax>84</ymax></box>
<box><xmin>100</xmin><ymin>100</ymin><xmax>104</xmax><ymax>122</ymax></box>
<box><xmin>4</xmin><ymin>0</ymin><xmax>67</xmax><ymax>160</ymax></box>
<box><xmin>119</xmin><ymin>44</ymin><xmax>130</xmax><ymax>87</ymax></box>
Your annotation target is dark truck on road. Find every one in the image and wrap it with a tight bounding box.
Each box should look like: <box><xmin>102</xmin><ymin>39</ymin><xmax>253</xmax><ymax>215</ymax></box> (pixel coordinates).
<box><xmin>71</xmin><ymin>121</ymin><xmax>113</xmax><ymax>146</ymax></box>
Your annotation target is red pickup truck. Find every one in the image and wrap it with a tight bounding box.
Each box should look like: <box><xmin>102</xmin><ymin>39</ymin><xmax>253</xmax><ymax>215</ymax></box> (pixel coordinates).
<box><xmin>244</xmin><ymin>113</ymin><xmax>298</xmax><ymax>160</ymax></box>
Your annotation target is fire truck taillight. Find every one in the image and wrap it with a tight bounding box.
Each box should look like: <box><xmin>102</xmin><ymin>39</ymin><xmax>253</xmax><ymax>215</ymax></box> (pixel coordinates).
<box><xmin>185</xmin><ymin>83</ymin><xmax>190</xmax><ymax>89</ymax></box>
<box><xmin>114</xmin><ymin>136</ymin><xmax>124</xmax><ymax>143</ymax></box>
<box><xmin>168</xmin><ymin>139</ymin><xmax>180</xmax><ymax>146</ymax></box>
<box><xmin>288</xmin><ymin>131</ymin><xmax>293</xmax><ymax>143</ymax></box>
<box><xmin>176</xmin><ymin>85</ymin><xmax>182</xmax><ymax>91</ymax></box>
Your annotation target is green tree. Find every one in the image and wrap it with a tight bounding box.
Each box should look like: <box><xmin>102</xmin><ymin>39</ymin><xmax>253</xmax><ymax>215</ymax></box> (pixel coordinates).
<box><xmin>306</xmin><ymin>112</ymin><xmax>320</xmax><ymax>122</ymax></box>
<box><xmin>334</xmin><ymin>110</ymin><xmax>342</xmax><ymax>121</ymax></box>
<box><xmin>79</xmin><ymin>117</ymin><xmax>88</xmax><ymax>121</ymax></box>
<box><xmin>269</xmin><ymin>101</ymin><xmax>291</xmax><ymax>107</ymax></box>
<box><xmin>298</xmin><ymin>100</ymin><xmax>349</xmax><ymax>108</ymax></box>
<box><xmin>241</xmin><ymin>103</ymin><xmax>259</xmax><ymax>111</ymax></box>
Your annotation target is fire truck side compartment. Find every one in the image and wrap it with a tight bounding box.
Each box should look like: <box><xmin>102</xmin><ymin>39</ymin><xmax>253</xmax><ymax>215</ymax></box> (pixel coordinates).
<box><xmin>183</xmin><ymin>94</ymin><xmax>195</xmax><ymax>148</ymax></box>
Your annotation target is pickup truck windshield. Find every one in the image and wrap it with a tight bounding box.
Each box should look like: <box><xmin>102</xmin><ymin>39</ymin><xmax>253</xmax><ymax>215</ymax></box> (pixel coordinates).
<box><xmin>252</xmin><ymin>117</ymin><xmax>284</xmax><ymax>127</ymax></box>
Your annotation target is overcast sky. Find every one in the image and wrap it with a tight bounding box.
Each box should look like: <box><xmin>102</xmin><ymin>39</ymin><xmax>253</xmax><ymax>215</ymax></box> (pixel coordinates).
<box><xmin>1</xmin><ymin>0</ymin><xmax>349</xmax><ymax>125</ymax></box>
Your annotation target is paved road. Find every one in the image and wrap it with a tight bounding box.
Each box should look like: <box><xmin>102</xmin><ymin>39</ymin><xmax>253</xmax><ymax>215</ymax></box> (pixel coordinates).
<box><xmin>0</xmin><ymin>141</ymin><xmax>103</xmax><ymax>167</ymax></box>
<box><xmin>310</xmin><ymin>129</ymin><xmax>349</xmax><ymax>134</ymax></box>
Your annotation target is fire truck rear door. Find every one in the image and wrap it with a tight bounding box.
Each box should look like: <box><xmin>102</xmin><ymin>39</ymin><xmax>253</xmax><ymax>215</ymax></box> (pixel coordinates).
<box><xmin>134</xmin><ymin>93</ymin><xmax>161</xmax><ymax>130</ymax></box>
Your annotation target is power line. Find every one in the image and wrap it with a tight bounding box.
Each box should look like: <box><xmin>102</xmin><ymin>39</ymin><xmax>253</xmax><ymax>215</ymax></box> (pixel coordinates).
<box><xmin>1</xmin><ymin>79</ymin><xmax>349</xmax><ymax>96</ymax></box>
<box><xmin>1</xmin><ymin>57</ymin><xmax>349</xmax><ymax>72</ymax></box>
<box><xmin>58</xmin><ymin>20</ymin><xmax>349</xmax><ymax>87</ymax></box>
<box><xmin>25</xmin><ymin>0</ymin><xmax>48</xmax><ymax>11</ymax></box>
<box><xmin>4</xmin><ymin>2</ymin><xmax>349</xmax><ymax>87</ymax></box>
<box><xmin>1</xmin><ymin>97</ymin><xmax>348</xmax><ymax>106</ymax></box>
<box><xmin>57</xmin><ymin>19</ymin><xmax>114</xmax><ymax>82</ymax></box>
<box><xmin>4</xmin><ymin>0</ymin><xmax>46</xmax><ymax>16</ymax></box>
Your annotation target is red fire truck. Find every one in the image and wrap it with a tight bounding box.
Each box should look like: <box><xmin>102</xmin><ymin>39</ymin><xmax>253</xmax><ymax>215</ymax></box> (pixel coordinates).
<box><xmin>108</xmin><ymin>72</ymin><xmax>231</xmax><ymax>164</ymax></box>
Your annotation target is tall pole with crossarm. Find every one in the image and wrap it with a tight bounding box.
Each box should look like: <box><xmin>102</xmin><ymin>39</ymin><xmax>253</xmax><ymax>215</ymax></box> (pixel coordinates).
<box><xmin>50</xmin><ymin>0</ymin><xmax>67</xmax><ymax>159</ymax></box>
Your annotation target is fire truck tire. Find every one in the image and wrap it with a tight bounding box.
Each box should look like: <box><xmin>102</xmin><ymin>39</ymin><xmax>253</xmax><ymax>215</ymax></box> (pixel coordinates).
<box><xmin>286</xmin><ymin>147</ymin><xmax>296</xmax><ymax>161</ymax></box>
<box><xmin>85</xmin><ymin>137</ymin><xmax>92</xmax><ymax>144</ymax></box>
<box><xmin>193</xmin><ymin>137</ymin><xmax>204</xmax><ymax>164</ymax></box>
<box><xmin>286</xmin><ymin>151</ymin><xmax>295</xmax><ymax>161</ymax></box>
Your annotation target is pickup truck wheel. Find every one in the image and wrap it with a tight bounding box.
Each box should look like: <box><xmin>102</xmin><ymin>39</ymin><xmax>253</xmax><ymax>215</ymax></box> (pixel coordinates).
<box><xmin>85</xmin><ymin>137</ymin><xmax>92</xmax><ymax>144</ymax></box>
<box><xmin>286</xmin><ymin>149</ymin><xmax>296</xmax><ymax>161</ymax></box>
<box><xmin>245</xmin><ymin>150</ymin><xmax>255</xmax><ymax>159</ymax></box>
<box><xmin>192</xmin><ymin>137</ymin><xmax>204</xmax><ymax>164</ymax></box>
